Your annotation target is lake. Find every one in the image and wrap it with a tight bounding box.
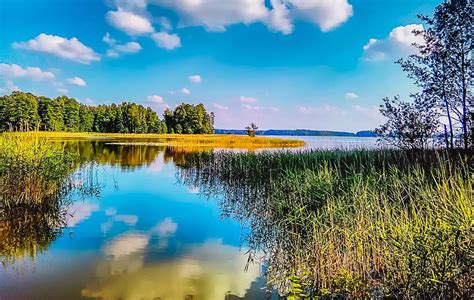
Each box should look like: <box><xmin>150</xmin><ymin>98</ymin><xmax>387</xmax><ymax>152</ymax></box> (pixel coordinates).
<box><xmin>0</xmin><ymin>136</ymin><xmax>380</xmax><ymax>299</ymax></box>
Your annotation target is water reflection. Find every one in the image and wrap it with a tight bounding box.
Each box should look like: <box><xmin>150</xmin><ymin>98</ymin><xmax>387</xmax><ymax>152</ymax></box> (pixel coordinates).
<box><xmin>82</xmin><ymin>239</ymin><xmax>261</xmax><ymax>300</ymax></box>
<box><xmin>0</xmin><ymin>165</ymin><xmax>101</xmax><ymax>270</ymax></box>
<box><xmin>1</xmin><ymin>140</ymin><xmax>269</xmax><ymax>299</ymax></box>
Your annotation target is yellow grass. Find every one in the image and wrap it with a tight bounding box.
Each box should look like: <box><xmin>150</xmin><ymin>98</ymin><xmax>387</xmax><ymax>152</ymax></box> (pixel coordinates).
<box><xmin>5</xmin><ymin>131</ymin><xmax>305</xmax><ymax>149</ymax></box>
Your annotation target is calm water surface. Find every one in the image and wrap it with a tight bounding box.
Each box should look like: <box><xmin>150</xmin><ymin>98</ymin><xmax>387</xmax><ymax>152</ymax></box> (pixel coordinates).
<box><xmin>0</xmin><ymin>136</ymin><xmax>377</xmax><ymax>299</ymax></box>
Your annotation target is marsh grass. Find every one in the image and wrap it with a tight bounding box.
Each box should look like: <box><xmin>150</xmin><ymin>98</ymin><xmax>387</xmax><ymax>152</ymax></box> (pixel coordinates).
<box><xmin>177</xmin><ymin>149</ymin><xmax>473</xmax><ymax>298</ymax></box>
<box><xmin>7</xmin><ymin>131</ymin><xmax>305</xmax><ymax>149</ymax></box>
<box><xmin>0</xmin><ymin>132</ymin><xmax>78</xmax><ymax>207</ymax></box>
<box><xmin>0</xmin><ymin>133</ymin><xmax>102</xmax><ymax>268</ymax></box>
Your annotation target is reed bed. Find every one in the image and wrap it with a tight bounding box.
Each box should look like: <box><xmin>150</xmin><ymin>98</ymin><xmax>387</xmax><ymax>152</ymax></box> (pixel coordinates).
<box><xmin>0</xmin><ymin>133</ymin><xmax>78</xmax><ymax>207</ymax></box>
<box><xmin>0</xmin><ymin>133</ymin><xmax>102</xmax><ymax>267</ymax></box>
<box><xmin>177</xmin><ymin>149</ymin><xmax>473</xmax><ymax>298</ymax></box>
<box><xmin>6</xmin><ymin>131</ymin><xmax>305</xmax><ymax>149</ymax></box>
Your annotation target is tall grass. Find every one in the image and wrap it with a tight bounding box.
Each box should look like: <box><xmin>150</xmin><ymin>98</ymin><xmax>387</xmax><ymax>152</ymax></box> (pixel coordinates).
<box><xmin>0</xmin><ymin>133</ymin><xmax>102</xmax><ymax>267</ymax></box>
<box><xmin>0</xmin><ymin>133</ymin><xmax>77</xmax><ymax>207</ymax></box>
<box><xmin>6</xmin><ymin>131</ymin><xmax>305</xmax><ymax>149</ymax></box>
<box><xmin>177</xmin><ymin>150</ymin><xmax>473</xmax><ymax>298</ymax></box>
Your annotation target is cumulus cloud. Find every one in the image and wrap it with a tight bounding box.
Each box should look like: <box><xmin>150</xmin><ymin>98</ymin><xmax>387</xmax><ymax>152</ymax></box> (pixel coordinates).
<box><xmin>345</xmin><ymin>92</ymin><xmax>358</xmax><ymax>100</ymax></box>
<box><xmin>67</xmin><ymin>76</ymin><xmax>87</xmax><ymax>87</ymax></box>
<box><xmin>0</xmin><ymin>63</ymin><xmax>55</xmax><ymax>81</ymax></box>
<box><xmin>106</xmin><ymin>9</ymin><xmax>154</xmax><ymax>36</ymax></box>
<box><xmin>13</xmin><ymin>33</ymin><xmax>100</xmax><ymax>64</ymax></box>
<box><xmin>240</xmin><ymin>96</ymin><xmax>258</xmax><ymax>103</ymax></box>
<box><xmin>284</xmin><ymin>0</ymin><xmax>353</xmax><ymax>32</ymax></box>
<box><xmin>112</xmin><ymin>0</ymin><xmax>148</xmax><ymax>11</ymax></box>
<box><xmin>363</xmin><ymin>24</ymin><xmax>425</xmax><ymax>62</ymax></box>
<box><xmin>103</xmin><ymin>33</ymin><xmax>142</xmax><ymax>58</ymax></box>
<box><xmin>150</xmin><ymin>0</ymin><xmax>352</xmax><ymax>34</ymax></box>
<box><xmin>147</xmin><ymin>94</ymin><xmax>164</xmax><ymax>104</ymax></box>
<box><xmin>152</xmin><ymin>0</ymin><xmax>268</xmax><ymax>32</ymax></box>
<box><xmin>151</xmin><ymin>32</ymin><xmax>181</xmax><ymax>50</ymax></box>
<box><xmin>213</xmin><ymin>103</ymin><xmax>229</xmax><ymax>110</ymax></box>
<box><xmin>267</xmin><ymin>0</ymin><xmax>293</xmax><ymax>34</ymax></box>
<box><xmin>181</xmin><ymin>88</ymin><xmax>190</xmax><ymax>95</ymax></box>
<box><xmin>188</xmin><ymin>75</ymin><xmax>202</xmax><ymax>83</ymax></box>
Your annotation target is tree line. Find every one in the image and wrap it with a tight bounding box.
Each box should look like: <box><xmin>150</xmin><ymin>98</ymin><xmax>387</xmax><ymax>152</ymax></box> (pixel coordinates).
<box><xmin>377</xmin><ymin>0</ymin><xmax>472</xmax><ymax>150</ymax></box>
<box><xmin>0</xmin><ymin>91</ymin><xmax>214</xmax><ymax>134</ymax></box>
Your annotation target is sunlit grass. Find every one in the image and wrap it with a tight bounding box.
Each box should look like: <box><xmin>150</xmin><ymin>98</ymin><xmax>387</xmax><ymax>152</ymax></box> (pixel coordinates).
<box><xmin>0</xmin><ymin>133</ymin><xmax>78</xmax><ymax>207</ymax></box>
<box><xmin>178</xmin><ymin>149</ymin><xmax>473</xmax><ymax>298</ymax></box>
<box><xmin>6</xmin><ymin>131</ymin><xmax>305</xmax><ymax>149</ymax></box>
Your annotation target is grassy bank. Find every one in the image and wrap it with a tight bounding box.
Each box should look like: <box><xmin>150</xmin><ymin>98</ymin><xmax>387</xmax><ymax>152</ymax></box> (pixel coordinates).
<box><xmin>177</xmin><ymin>149</ymin><xmax>473</xmax><ymax>298</ymax></box>
<box><xmin>6</xmin><ymin>131</ymin><xmax>305</xmax><ymax>149</ymax></box>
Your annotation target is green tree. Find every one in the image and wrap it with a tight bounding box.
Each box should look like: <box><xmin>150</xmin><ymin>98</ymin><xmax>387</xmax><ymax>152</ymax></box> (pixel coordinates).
<box><xmin>397</xmin><ymin>0</ymin><xmax>472</xmax><ymax>149</ymax></box>
<box><xmin>0</xmin><ymin>92</ymin><xmax>39</xmax><ymax>130</ymax></box>
<box><xmin>79</xmin><ymin>105</ymin><xmax>94</xmax><ymax>132</ymax></box>
<box><xmin>59</xmin><ymin>96</ymin><xmax>80</xmax><ymax>132</ymax></box>
<box><xmin>38</xmin><ymin>96</ymin><xmax>64</xmax><ymax>131</ymax></box>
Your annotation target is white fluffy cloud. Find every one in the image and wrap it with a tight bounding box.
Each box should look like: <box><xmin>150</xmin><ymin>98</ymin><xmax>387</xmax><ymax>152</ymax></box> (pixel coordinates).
<box><xmin>188</xmin><ymin>75</ymin><xmax>202</xmax><ymax>83</ymax></box>
<box><xmin>0</xmin><ymin>63</ymin><xmax>55</xmax><ymax>81</ymax></box>
<box><xmin>103</xmin><ymin>33</ymin><xmax>143</xmax><ymax>58</ymax></box>
<box><xmin>67</xmin><ymin>76</ymin><xmax>87</xmax><ymax>87</ymax></box>
<box><xmin>267</xmin><ymin>0</ymin><xmax>294</xmax><ymax>34</ymax></box>
<box><xmin>106</xmin><ymin>9</ymin><xmax>154</xmax><ymax>36</ymax></box>
<box><xmin>112</xmin><ymin>0</ymin><xmax>148</xmax><ymax>11</ymax></box>
<box><xmin>285</xmin><ymin>0</ymin><xmax>353</xmax><ymax>32</ymax></box>
<box><xmin>345</xmin><ymin>92</ymin><xmax>358</xmax><ymax>100</ymax></box>
<box><xmin>181</xmin><ymin>88</ymin><xmax>190</xmax><ymax>95</ymax></box>
<box><xmin>151</xmin><ymin>32</ymin><xmax>181</xmax><ymax>50</ymax></box>
<box><xmin>147</xmin><ymin>94</ymin><xmax>164</xmax><ymax>104</ymax></box>
<box><xmin>13</xmin><ymin>33</ymin><xmax>100</xmax><ymax>64</ymax></box>
<box><xmin>151</xmin><ymin>0</ymin><xmax>352</xmax><ymax>34</ymax></box>
<box><xmin>363</xmin><ymin>24</ymin><xmax>424</xmax><ymax>62</ymax></box>
<box><xmin>152</xmin><ymin>0</ymin><xmax>268</xmax><ymax>32</ymax></box>
<box><xmin>240</xmin><ymin>96</ymin><xmax>258</xmax><ymax>103</ymax></box>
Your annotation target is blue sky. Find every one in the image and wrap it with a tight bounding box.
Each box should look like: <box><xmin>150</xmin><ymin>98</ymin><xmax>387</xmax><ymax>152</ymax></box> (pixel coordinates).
<box><xmin>0</xmin><ymin>0</ymin><xmax>440</xmax><ymax>131</ymax></box>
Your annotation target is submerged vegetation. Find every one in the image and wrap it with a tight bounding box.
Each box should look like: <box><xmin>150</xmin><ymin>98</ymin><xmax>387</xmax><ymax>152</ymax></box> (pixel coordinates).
<box><xmin>177</xmin><ymin>149</ymin><xmax>473</xmax><ymax>298</ymax></box>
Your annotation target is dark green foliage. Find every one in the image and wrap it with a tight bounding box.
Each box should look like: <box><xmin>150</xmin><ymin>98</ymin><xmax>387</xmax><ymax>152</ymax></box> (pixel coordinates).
<box><xmin>0</xmin><ymin>91</ymin><xmax>181</xmax><ymax>134</ymax></box>
<box><xmin>0</xmin><ymin>91</ymin><xmax>39</xmax><ymax>131</ymax></box>
<box><xmin>164</xmin><ymin>103</ymin><xmax>214</xmax><ymax>134</ymax></box>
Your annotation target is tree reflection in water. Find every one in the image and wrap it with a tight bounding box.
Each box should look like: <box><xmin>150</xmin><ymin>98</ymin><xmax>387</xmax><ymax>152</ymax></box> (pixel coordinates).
<box><xmin>0</xmin><ymin>164</ymin><xmax>101</xmax><ymax>269</ymax></box>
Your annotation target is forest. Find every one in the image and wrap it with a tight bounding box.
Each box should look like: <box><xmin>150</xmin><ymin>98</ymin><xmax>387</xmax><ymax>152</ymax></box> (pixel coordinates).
<box><xmin>0</xmin><ymin>91</ymin><xmax>215</xmax><ymax>134</ymax></box>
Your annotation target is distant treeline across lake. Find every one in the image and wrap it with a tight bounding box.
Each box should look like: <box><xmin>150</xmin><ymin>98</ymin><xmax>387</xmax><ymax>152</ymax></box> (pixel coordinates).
<box><xmin>215</xmin><ymin>129</ymin><xmax>378</xmax><ymax>137</ymax></box>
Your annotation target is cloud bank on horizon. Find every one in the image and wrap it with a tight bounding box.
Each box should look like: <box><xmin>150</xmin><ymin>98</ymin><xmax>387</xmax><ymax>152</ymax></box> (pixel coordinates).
<box><xmin>0</xmin><ymin>0</ymin><xmax>441</xmax><ymax>131</ymax></box>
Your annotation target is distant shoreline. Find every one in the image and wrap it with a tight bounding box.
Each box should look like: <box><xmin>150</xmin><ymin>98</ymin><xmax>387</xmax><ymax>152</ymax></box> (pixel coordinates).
<box><xmin>215</xmin><ymin>129</ymin><xmax>378</xmax><ymax>137</ymax></box>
